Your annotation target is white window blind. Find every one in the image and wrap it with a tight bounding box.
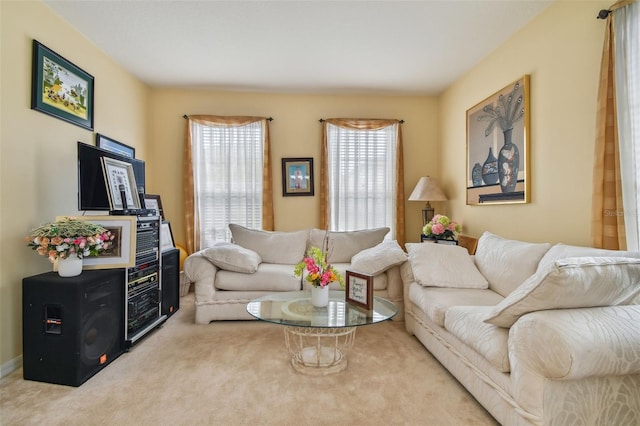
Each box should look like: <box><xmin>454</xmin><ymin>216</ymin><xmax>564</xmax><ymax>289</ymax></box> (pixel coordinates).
<box><xmin>326</xmin><ymin>123</ymin><xmax>397</xmax><ymax>238</ymax></box>
<box><xmin>190</xmin><ymin>120</ymin><xmax>263</xmax><ymax>248</ymax></box>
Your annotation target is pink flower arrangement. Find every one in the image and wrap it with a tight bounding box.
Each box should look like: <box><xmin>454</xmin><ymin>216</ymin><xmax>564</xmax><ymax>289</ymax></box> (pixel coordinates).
<box><xmin>294</xmin><ymin>246</ymin><xmax>344</xmax><ymax>288</ymax></box>
<box><xmin>422</xmin><ymin>214</ymin><xmax>461</xmax><ymax>241</ymax></box>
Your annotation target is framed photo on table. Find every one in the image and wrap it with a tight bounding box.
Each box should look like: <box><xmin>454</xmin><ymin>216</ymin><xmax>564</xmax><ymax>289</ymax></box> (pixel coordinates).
<box><xmin>345</xmin><ymin>270</ymin><xmax>373</xmax><ymax>310</ymax></box>
<box><xmin>144</xmin><ymin>194</ymin><xmax>164</xmax><ymax>219</ymax></box>
<box><xmin>96</xmin><ymin>133</ymin><xmax>135</xmax><ymax>158</ymax></box>
<box><xmin>101</xmin><ymin>157</ymin><xmax>141</xmax><ymax>210</ymax></box>
<box><xmin>160</xmin><ymin>221</ymin><xmax>175</xmax><ymax>252</ymax></box>
<box><xmin>282</xmin><ymin>157</ymin><xmax>314</xmax><ymax>196</ymax></box>
<box><xmin>54</xmin><ymin>215</ymin><xmax>136</xmax><ymax>269</ymax></box>
<box><xmin>31</xmin><ymin>40</ymin><xmax>94</xmax><ymax>130</ymax></box>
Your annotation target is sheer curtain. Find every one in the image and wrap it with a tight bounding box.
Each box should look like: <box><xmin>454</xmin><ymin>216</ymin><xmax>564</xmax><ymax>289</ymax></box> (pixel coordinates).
<box><xmin>320</xmin><ymin>119</ymin><xmax>405</xmax><ymax>246</ymax></box>
<box><xmin>615</xmin><ymin>0</ymin><xmax>640</xmax><ymax>251</ymax></box>
<box><xmin>183</xmin><ymin>115</ymin><xmax>273</xmax><ymax>253</ymax></box>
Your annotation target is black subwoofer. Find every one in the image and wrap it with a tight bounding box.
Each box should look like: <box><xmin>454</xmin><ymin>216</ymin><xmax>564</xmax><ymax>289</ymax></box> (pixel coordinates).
<box><xmin>22</xmin><ymin>269</ymin><xmax>125</xmax><ymax>386</ymax></box>
<box><xmin>161</xmin><ymin>248</ymin><xmax>180</xmax><ymax>318</ymax></box>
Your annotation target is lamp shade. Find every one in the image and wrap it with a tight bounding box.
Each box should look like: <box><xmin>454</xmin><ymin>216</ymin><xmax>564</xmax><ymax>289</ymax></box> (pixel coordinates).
<box><xmin>408</xmin><ymin>177</ymin><xmax>448</xmax><ymax>202</ymax></box>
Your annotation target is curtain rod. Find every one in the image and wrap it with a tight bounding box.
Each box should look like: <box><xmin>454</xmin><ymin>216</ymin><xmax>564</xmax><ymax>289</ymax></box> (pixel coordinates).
<box><xmin>319</xmin><ymin>118</ymin><xmax>405</xmax><ymax>123</ymax></box>
<box><xmin>182</xmin><ymin>115</ymin><xmax>273</xmax><ymax>121</ymax></box>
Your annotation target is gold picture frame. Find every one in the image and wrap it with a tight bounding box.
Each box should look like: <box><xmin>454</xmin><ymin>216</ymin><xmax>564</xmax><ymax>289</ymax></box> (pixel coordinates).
<box><xmin>466</xmin><ymin>75</ymin><xmax>530</xmax><ymax>205</ymax></box>
<box><xmin>55</xmin><ymin>215</ymin><xmax>137</xmax><ymax>269</ymax></box>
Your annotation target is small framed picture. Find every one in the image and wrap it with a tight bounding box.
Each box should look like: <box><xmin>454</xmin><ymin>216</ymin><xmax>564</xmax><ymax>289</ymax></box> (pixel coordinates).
<box><xmin>160</xmin><ymin>221</ymin><xmax>175</xmax><ymax>252</ymax></box>
<box><xmin>96</xmin><ymin>133</ymin><xmax>135</xmax><ymax>158</ymax></box>
<box><xmin>282</xmin><ymin>157</ymin><xmax>314</xmax><ymax>196</ymax></box>
<box><xmin>101</xmin><ymin>157</ymin><xmax>141</xmax><ymax>211</ymax></box>
<box><xmin>345</xmin><ymin>270</ymin><xmax>374</xmax><ymax>310</ymax></box>
<box><xmin>144</xmin><ymin>194</ymin><xmax>164</xmax><ymax>219</ymax></box>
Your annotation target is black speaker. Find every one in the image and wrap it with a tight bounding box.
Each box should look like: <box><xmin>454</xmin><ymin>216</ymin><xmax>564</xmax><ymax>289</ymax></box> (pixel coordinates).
<box><xmin>161</xmin><ymin>248</ymin><xmax>180</xmax><ymax>317</ymax></box>
<box><xmin>22</xmin><ymin>269</ymin><xmax>125</xmax><ymax>386</ymax></box>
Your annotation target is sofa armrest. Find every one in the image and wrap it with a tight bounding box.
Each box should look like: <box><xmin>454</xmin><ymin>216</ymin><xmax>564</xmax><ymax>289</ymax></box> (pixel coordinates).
<box><xmin>183</xmin><ymin>250</ymin><xmax>220</xmax><ymax>301</ymax></box>
<box><xmin>509</xmin><ymin>305</ymin><xmax>640</xmax><ymax>380</ymax></box>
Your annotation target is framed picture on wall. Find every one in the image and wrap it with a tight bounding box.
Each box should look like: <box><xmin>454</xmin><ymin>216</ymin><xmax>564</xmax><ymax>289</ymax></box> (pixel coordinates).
<box><xmin>282</xmin><ymin>157</ymin><xmax>314</xmax><ymax>196</ymax></box>
<box><xmin>466</xmin><ymin>75</ymin><xmax>530</xmax><ymax>205</ymax></box>
<box><xmin>31</xmin><ymin>40</ymin><xmax>94</xmax><ymax>130</ymax></box>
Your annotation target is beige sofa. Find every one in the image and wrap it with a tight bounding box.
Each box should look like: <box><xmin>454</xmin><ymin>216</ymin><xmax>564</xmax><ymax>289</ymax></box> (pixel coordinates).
<box><xmin>402</xmin><ymin>231</ymin><xmax>640</xmax><ymax>425</ymax></box>
<box><xmin>184</xmin><ymin>224</ymin><xmax>407</xmax><ymax>324</ymax></box>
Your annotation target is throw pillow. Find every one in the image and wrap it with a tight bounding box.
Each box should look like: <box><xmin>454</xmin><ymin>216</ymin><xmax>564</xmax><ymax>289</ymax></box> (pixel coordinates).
<box><xmin>350</xmin><ymin>240</ymin><xmax>407</xmax><ymax>275</ymax></box>
<box><xmin>474</xmin><ymin>231</ymin><xmax>551</xmax><ymax>297</ymax></box>
<box><xmin>536</xmin><ymin>243</ymin><xmax>640</xmax><ymax>273</ymax></box>
<box><xmin>309</xmin><ymin>227</ymin><xmax>390</xmax><ymax>263</ymax></box>
<box><xmin>202</xmin><ymin>242</ymin><xmax>262</xmax><ymax>273</ymax></box>
<box><xmin>483</xmin><ymin>256</ymin><xmax>640</xmax><ymax>328</ymax></box>
<box><xmin>229</xmin><ymin>224</ymin><xmax>309</xmax><ymax>264</ymax></box>
<box><xmin>406</xmin><ymin>243</ymin><xmax>489</xmax><ymax>289</ymax></box>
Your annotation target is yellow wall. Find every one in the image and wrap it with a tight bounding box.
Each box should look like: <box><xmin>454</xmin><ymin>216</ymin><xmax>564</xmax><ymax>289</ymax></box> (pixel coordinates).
<box><xmin>440</xmin><ymin>0</ymin><xmax>609</xmax><ymax>245</ymax></box>
<box><xmin>0</xmin><ymin>1</ymin><xmax>149</xmax><ymax>369</ymax></box>
<box><xmin>148</xmin><ymin>89</ymin><xmax>438</xmax><ymax>246</ymax></box>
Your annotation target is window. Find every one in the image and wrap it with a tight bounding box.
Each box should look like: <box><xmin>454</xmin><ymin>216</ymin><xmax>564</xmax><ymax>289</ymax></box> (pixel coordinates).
<box><xmin>325</xmin><ymin>122</ymin><xmax>398</xmax><ymax>238</ymax></box>
<box><xmin>190</xmin><ymin>119</ymin><xmax>264</xmax><ymax>248</ymax></box>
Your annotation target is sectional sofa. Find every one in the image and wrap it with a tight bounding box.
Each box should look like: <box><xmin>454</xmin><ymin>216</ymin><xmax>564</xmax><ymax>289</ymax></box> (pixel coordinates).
<box><xmin>184</xmin><ymin>224</ymin><xmax>407</xmax><ymax>324</ymax></box>
<box><xmin>402</xmin><ymin>231</ymin><xmax>640</xmax><ymax>425</ymax></box>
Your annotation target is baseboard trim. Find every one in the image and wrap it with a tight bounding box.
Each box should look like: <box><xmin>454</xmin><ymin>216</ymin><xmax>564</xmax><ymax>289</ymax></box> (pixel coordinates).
<box><xmin>1</xmin><ymin>355</ymin><xmax>22</xmax><ymax>379</ymax></box>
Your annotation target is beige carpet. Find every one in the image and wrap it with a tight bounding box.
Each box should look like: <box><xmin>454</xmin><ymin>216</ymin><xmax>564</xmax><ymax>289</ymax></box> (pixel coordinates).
<box><xmin>1</xmin><ymin>293</ymin><xmax>497</xmax><ymax>425</ymax></box>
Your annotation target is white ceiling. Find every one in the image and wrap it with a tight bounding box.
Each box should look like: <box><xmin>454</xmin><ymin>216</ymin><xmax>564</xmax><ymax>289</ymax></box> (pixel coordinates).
<box><xmin>43</xmin><ymin>0</ymin><xmax>553</xmax><ymax>95</ymax></box>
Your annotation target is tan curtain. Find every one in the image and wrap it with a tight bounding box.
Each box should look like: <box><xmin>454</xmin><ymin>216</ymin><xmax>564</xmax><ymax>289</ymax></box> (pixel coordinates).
<box><xmin>591</xmin><ymin>1</ymin><xmax>633</xmax><ymax>249</ymax></box>
<box><xmin>183</xmin><ymin>115</ymin><xmax>273</xmax><ymax>255</ymax></box>
<box><xmin>320</xmin><ymin>118</ymin><xmax>405</xmax><ymax>247</ymax></box>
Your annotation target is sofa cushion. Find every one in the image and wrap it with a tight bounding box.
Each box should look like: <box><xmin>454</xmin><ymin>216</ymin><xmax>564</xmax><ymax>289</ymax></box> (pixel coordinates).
<box><xmin>229</xmin><ymin>224</ymin><xmax>308</xmax><ymax>264</ymax></box>
<box><xmin>408</xmin><ymin>283</ymin><xmax>504</xmax><ymax>327</ymax></box>
<box><xmin>406</xmin><ymin>243</ymin><xmax>488</xmax><ymax>289</ymax></box>
<box><xmin>474</xmin><ymin>232</ymin><xmax>551</xmax><ymax>297</ymax></box>
<box><xmin>309</xmin><ymin>227</ymin><xmax>389</xmax><ymax>263</ymax></box>
<box><xmin>201</xmin><ymin>242</ymin><xmax>262</xmax><ymax>273</ymax></box>
<box><xmin>537</xmin><ymin>243</ymin><xmax>640</xmax><ymax>273</ymax></box>
<box><xmin>350</xmin><ymin>240</ymin><xmax>407</xmax><ymax>275</ymax></box>
<box><xmin>484</xmin><ymin>256</ymin><xmax>640</xmax><ymax>328</ymax></box>
<box><xmin>445</xmin><ymin>306</ymin><xmax>510</xmax><ymax>373</ymax></box>
<box><xmin>215</xmin><ymin>263</ymin><xmax>302</xmax><ymax>291</ymax></box>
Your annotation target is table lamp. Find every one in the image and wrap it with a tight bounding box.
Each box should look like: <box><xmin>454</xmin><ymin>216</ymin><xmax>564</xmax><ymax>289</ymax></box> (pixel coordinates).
<box><xmin>408</xmin><ymin>176</ymin><xmax>448</xmax><ymax>225</ymax></box>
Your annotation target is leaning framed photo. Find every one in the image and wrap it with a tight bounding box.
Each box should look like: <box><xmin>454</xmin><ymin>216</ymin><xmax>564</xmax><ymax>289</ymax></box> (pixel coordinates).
<box><xmin>31</xmin><ymin>40</ymin><xmax>94</xmax><ymax>130</ymax></box>
<box><xmin>55</xmin><ymin>215</ymin><xmax>136</xmax><ymax>269</ymax></box>
<box><xmin>282</xmin><ymin>157</ymin><xmax>314</xmax><ymax>196</ymax></box>
<box><xmin>345</xmin><ymin>270</ymin><xmax>374</xmax><ymax>310</ymax></box>
<box><xmin>144</xmin><ymin>194</ymin><xmax>164</xmax><ymax>219</ymax></box>
<box><xmin>160</xmin><ymin>221</ymin><xmax>175</xmax><ymax>252</ymax></box>
<box><xmin>101</xmin><ymin>157</ymin><xmax>142</xmax><ymax>210</ymax></box>
<box><xmin>466</xmin><ymin>75</ymin><xmax>530</xmax><ymax>205</ymax></box>
<box><xmin>96</xmin><ymin>133</ymin><xmax>135</xmax><ymax>158</ymax></box>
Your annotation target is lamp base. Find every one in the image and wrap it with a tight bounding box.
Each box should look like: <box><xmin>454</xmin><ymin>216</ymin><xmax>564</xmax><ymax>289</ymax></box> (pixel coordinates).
<box><xmin>422</xmin><ymin>202</ymin><xmax>435</xmax><ymax>226</ymax></box>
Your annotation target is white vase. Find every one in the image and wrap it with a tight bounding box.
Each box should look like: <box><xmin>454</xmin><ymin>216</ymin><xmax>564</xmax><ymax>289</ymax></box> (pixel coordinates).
<box><xmin>311</xmin><ymin>285</ymin><xmax>329</xmax><ymax>307</ymax></box>
<box><xmin>58</xmin><ymin>253</ymin><xmax>83</xmax><ymax>277</ymax></box>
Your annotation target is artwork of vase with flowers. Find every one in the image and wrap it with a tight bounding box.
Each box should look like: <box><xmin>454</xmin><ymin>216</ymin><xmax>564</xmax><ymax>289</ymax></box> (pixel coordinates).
<box><xmin>25</xmin><ymin>217</ymin><xmax>113</xmax><ymax>277</ymax></box>
<box><xmin>478</xmin><ymin>80</ymin><xmax>524</xmax><ymax>193</ymax></box>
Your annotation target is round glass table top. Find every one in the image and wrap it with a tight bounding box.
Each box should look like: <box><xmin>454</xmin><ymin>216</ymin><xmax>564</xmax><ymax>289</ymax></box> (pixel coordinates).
<box><xmin>246</xmin><ymin>290</ymin><xmax>398</xmax><ymax>328</ymax></box>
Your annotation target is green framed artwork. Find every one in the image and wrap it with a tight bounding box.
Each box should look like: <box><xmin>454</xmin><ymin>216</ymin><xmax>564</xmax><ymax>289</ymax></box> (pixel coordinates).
<box><xmin>31</xmin><ymin>40</ymin><xmax>94</xmax><ymax>130</ymax></box>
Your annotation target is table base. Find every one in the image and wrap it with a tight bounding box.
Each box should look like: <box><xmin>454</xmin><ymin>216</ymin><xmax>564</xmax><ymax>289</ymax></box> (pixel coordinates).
<box><xmin>283</xmin><ymin>326</ymin><xmax>356</xmax><ymax>376</ymax></box>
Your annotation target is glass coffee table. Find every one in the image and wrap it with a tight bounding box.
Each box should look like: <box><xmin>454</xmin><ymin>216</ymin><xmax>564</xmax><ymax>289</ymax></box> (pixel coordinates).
<box><xmin>247</xmin><ymin>290</ymin><xmax>397</xmax><ymax>375</ymax></box>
